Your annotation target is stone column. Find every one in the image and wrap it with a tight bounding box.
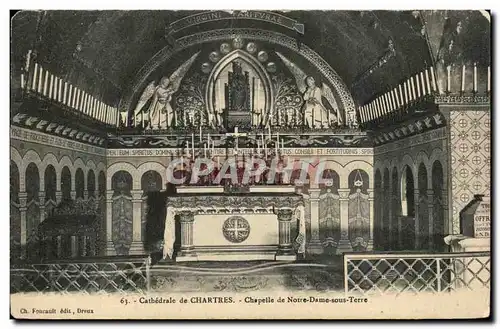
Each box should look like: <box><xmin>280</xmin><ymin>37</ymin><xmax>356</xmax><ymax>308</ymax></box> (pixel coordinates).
<box><xmin>307</xmin><ymin>188</ymin><xmax>323</xmax><ymax>254</ymax></box>
<box><xmin>275</xmin><ymin>209</ymin><xmax>296</xmax><ymax>260</ymax></box>
<box><xmin>19</xmin><ymin>192</ymin><xmax>28</xmax><ymax>259</ymax></box>
<box><xmin>414</xmin><ymin>189</ymin><xmax>420</xmax><ymax>249</ymax></box>
<box><xmin>129</xmin><ymin>189</ymin><xmax>145</xmax><ymax>255</ymax></box>
<box><xmin>71</xmin><ymin>236</ymin><xmax>78</xmax><ymax>258</ymax></box>
<box><xmin>427</xmin><ymin>189</ymin><xmax>435</xmax><ymax>250</ymax></box>
<box><xmin>336</xmin><ymin>188</ymin><xmax>353</xmax><ymax>254</ymax></box>
<box><xmin>105</xmin><ymin>190</ymin><xmax>116</xmax><ymax>256</ymax></box>
<box><xmin>84</xmin><ymin>190</ymin><xmax>89</xmax><ymax>200</ymax></box>
<box><xmin>70</xmin><ymin>190</ymin><xmax>77</xmax><ymax>200</ymax></box>
<box><xmin>55</xmin><ymin>191</ymin><xmax>62</xmax><ymax>204</ymax></box>
<box><xmin>38</xmin><ymin>191</ymin><xmax>46</xmax><ymax>223</ymax></box>
<box><xmin>176</xmin><ymin>211</ymin><xmax>196</xmax><ymax>261</ymax></box>
<box><xmin>367</xmin><ymin>189</ymin><xmax>374</xmax><ymax>251</ymax></box>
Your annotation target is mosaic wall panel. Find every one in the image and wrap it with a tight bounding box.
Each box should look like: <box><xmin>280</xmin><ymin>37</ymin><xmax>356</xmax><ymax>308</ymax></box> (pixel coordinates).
<box><xmin>450</xmin><ymin>110</ymin><xmax>490</xmax><ymax>234</ymax></box>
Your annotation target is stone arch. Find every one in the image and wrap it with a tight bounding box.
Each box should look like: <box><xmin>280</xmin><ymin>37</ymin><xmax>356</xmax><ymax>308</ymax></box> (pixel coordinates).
<box><xmin>11</xmin><ymin>148</ymin><xmax>24</xmax><ymax>192</ymax></box>
<box><xmin>313</xmin><ymin>160</ymin><xmax>343</xmax><ymax>188</ymax></box>
<box><xmin>429</xmin><ymin>148</ymin><xmax>446</xmax><ymax>178</ymax></box>
<box><xmin>205</xmin><ymin>49</ymin><xmax>274</xmax><ymax>118</ymax></box>
<box><xmin>122</xmin><ymin>28</ymin><xmax>356</xmax><ymax>120</ymax></box>
<box><xmin>86</xmin><ymin>159</ymin><xmax>97</xmax><ymax>171</ymax></box>
<box><xmin>401</xmin><ymin>164</ymin><xmax>415</xmax><ymax>217</ymax></box>
<box><xmin>399</xmin><ymin>154</ymin><xmax>416</xmax><ymax>183</ymax></box>
<box><xmin>135</xmin><ymin>162</ymin><xmax>167</xmax><ymax>190</ymax></box>
<box><xmin>22</xmin><ymin>150</ymin><xmax>42</xmax><ymax>191</ymax></box>
<box><xmin>107</xmin><ymin>162</ymin><xmax>136</xmax><ymax>190</ymax></box>
<box><xmin>341</xmin><ymin>160</ymin><xmax>373</xmax><ymax>188</ymax></box>
<box><xmin>73</xmin><ymin>158</ymin><xmax>88</xmax><ymax>188</ymax></box>
<box><xmin>59</xmin><ymin>155</ymin><xmax>75</xmax><ymax>190</ymax></box>
<box><xmin>41</xmin><ymin>153</ymin><xmax>61</xmax><ymax>190</ymax></box>
<box><xmin>415</xmin><ymin>150</ymin><xmax>431</xmax><ymax>187</ymax></box>
<box><xmin>44</xmin><ymin>165</ymin><xmax>57</xmax><ymax>202</ymax></box>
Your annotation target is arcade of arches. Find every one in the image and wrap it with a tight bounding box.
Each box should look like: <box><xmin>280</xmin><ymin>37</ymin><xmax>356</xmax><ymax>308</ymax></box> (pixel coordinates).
<box><xmin>10</xmin><ymin>10</ymin><xmax>490</xmax><ymax>260</ymax></box>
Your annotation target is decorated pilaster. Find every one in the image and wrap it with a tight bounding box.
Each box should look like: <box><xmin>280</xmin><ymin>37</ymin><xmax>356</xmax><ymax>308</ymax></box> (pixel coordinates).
<box><xmin>177</xmin><ymin>211</ymin><xmax>196</xmax><ymax>261</ymax></box>
<box><xmin>336</xmin><ymin>188</ymin><xmax>353</xmax><ymax>254</ymax></box>
<box><xmin>19</xmin><ymin>192</ymin><xmax>28</xmax><ymax>259</ymax></box>
<box><xmin>55</xmin><ymin>191</ymin><xmax>62</xmax><ymax>204</ymax></box>
<box><xmin>307</xmin><ymin>188</ymin><xmax>323</xmax><ymax>254</ymax></box>
<box><xmin>275</xmin><ymin>208</ymin><xmax>296</xmax><ymax>260</ymax></box>
<box><xmin>38</xmin><ymin>191</ymin><xmax>46</xmax><ymax>223</ymax></box>
<box><xmin>414</xmin><ymin>189</ymin><xmax>420</xmax><ymax>249</ymax></box>
<box><xmin>105</xmin><ymin>190</ymin><xmax>116</xmax><ymax>256</ymax></box>
<box><xmin>129</xmin><ymin>189</ymin><xmax>145</xmax><ymax>254</ymax></box>
<box><xmin>367</xmin><ymin>188</ymin><xmax>374</xmax><ymax>250</ymax></box>
<box><xmin>427</xmin><ymin>189</ymin><xmax>435</xmax><ymax>249</ymax></box>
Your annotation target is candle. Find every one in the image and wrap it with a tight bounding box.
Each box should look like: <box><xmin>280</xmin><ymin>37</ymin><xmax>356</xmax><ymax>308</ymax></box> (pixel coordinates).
<box><xmin>430</xmin><ymin>66</ymin><xmax>437</xmax><ymax>92</ymax></box>
<box><xmin>276</xmin><ymin>132</ymin><xmax>280</xmax><ymax>153</ymax></box>
<box><xmin>20</xmin><ymin>74</ymin><xmax>24</xmax><ymax>90</ymax></box>
<box><xmin>48</xmin><ymin>75</ymin><xmax>53</xmax><ymax>99</ymax></box>
<box><xmin>420</xmin><ymin>72</ymin><xmax>426</xmax><ymax>96</ymax></box>
<box><xmin>394</xmin><ymin>88</ymin><xmax>400</xmax><ymax>108</ymax></box>
<box><xmin>38</xmin><ymin>66</ymin><xmax>43</xmax><ymax>94</ymax></box>
<box><xmin>410</xmin><ymin>77</ymin><xmax>416</xmax><ymax>101</ymax></box>
<box><xmin>199</xmin><ymin>126</ymin><xmax>202</xmax><ymax>143</ymax></box>
<box><xmin>425</xmin><ymin>69</ymin><xmax>431</xmax><ymax>94</ymax></box>
<box><xmin>191</xmin><ymin>133</ymin><xmax>195</xmax><ymax>156</ymax></box>
<box><xmin>415</xmin><ymin>75</ymin><xmax>421</xmax><ymax>99</ymax></box>
<box><xmin>447</xmin><ymin>66</ymin><xmax>451</xmax><ymax>93</ymax></box>
<box><xmin>473</xmin><ymin>63</ymin><xmax>478</xmax><ymax>92</ymax></box>
<box><xmin>58</xmin><ymin>78</ymin><xmax>62</xmax><ymax>102</ymax></box>
<box><xmin>204</xmin><ymin>143</ymin><xmax>207</xmax><ymax>158</ymax></box>
<box><xmin>43</xmin><ymin>70</ymin><xmax>48</xmax><ymax>96</ymax></box>
<box><xmin>32</xmin><ymin>63</ymin><xmax>38</xmax><ymax>91</ymax></box>
<box><xmin>461</xmin><ymin>64</ymin><xmax>466</xmax><ymax>92</ymax></box>
<box><xmin>390</xmin><ymin>90</ymin><xmax>396</xmax><ymax>111</ymax></box>
<box><xmin>488</xmin><ymin>66</ymin><xmax>491</xmax><ymax>93</ymax></box>
<box><xmin>403</xmin><ymin>81</ymin><xmax>408</xmax><ymax>104</ymax></box>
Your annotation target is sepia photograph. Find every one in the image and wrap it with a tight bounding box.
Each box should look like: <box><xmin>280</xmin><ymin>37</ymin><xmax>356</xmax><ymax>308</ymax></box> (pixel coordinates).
<box><xmin>8</xmin><ymin>8</ymin><xmax>491</xmax><ymax>320</ymax></box>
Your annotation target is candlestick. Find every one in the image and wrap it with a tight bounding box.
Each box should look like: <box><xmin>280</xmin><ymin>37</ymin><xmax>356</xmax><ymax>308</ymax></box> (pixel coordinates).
<box><xmin>488</xmin><ymin>66</ymin><xmax>491</xmax><ymax>93</ymax></box>
<box><xmin>473</xmin><ymin>63</ymin><xmax>478</xmax><ymax>92</ymax></box>
<box><xmin>20</xmin><ymin>73</ymin><xmax>24</xmax><ymax>90</ymax></box>
<box><xmin>461</xmin><ymin>64</ymin><xmax>465</xmax><ymax>92</ymax></box>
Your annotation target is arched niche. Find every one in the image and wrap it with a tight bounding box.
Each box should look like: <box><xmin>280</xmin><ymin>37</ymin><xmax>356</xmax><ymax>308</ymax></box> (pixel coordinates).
<box><xmin>205</xmin><ymin>49</ymin><xmax>274</xmax><ymax>121</ymax></box>
<box><xmin>401</xmin><ymin>165</ymin><xmax>415</xmax><ymax>217</ymax></box>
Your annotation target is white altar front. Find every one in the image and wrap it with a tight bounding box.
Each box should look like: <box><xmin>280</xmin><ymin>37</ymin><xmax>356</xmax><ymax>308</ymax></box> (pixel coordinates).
<box><xmin>163</xmin><ymin>186</ymin><xmax>305</xmax><ymax>262</ymax></box>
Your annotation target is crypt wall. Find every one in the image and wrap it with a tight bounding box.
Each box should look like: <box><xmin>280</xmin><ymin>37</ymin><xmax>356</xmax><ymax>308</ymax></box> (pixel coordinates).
<box><xmin>10</xmin><ymin>126</ymin><xmax>107</xmax><ymax>260</ymax></box>
<box><xmin>373</xmin><ymin>126</ymin><xmax>448</xmax><ymax>252</ymax></box>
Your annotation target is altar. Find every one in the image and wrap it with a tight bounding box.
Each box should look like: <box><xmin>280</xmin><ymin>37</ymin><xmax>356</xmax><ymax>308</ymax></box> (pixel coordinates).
<box><xmin>162</xmin><ymin>187</ymin><xmax>305</xmax><ymax>262</ymax></box>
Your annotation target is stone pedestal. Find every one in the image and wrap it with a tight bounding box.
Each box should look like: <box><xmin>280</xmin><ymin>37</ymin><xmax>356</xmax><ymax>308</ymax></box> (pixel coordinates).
<box><xmin>176</xmin><ymin>211</ymin><xmax>197</xmax><ymax>261</ymax></box>
<box><xmin>275</xmin><ymin>209</ymin><xmax>296</xmax><ymax>261</ymax></box>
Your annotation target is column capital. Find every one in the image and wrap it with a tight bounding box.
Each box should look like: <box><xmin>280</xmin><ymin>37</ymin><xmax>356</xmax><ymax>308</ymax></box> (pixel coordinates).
<box><xmin>367</xmin><ymin>188</ymin><xmax>375</xmax><ymax>199</ymax></box>
<box><xmin>131</xmin><ymin>189</ymin><xmax>143</xmax><ymax>201</ymax></box>
<box><xmin>308</xmin><ymin>188</ymin><xmax>321</xmax><ymax>199</ymax></box>
<box><xmin>106</xmin><ymin>190</ymin><xmax>114</xmax><ymax>199</ymax></box>
<box><xmin>276</xmin><ymin>208</ymin><xmax>293</xmax><ymax>221</ymax></box>
<box><xmin>338</xmin><ymin>188</ymin><xmax>351</xmax><ymax>199</ymax></box>
<box><xmin>178</xmin><ymin>211</ymin><xmax>194</xmax><ymax>222</ymax></box>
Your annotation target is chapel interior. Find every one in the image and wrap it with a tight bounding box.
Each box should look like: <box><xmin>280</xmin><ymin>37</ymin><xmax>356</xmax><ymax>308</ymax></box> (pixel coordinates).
<box><xmin>10</xmin><ymin>10</ymin><xmax>491</xmax><ymax>264</ymax></box>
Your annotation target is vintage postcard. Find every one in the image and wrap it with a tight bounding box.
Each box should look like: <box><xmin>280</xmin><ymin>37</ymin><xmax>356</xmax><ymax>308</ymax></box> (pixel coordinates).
<box><xmin>9</xmin><ymin>9</ymin><xmax>491</xmax><ymax>320</ymax></box>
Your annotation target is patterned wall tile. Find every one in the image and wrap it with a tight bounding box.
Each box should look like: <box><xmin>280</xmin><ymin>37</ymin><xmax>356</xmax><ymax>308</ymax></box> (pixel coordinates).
<box><xmin>450</xmin><ymin>110</ymin><xmax>490</xmax><ymax>233</ymax></box>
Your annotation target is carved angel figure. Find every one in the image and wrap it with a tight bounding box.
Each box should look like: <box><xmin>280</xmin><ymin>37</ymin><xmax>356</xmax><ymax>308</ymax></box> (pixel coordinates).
<box><xmin>133</xmin><ymin>53</ymin><xmax>199</xmax><ymax>129</ymax></box>
<box><xmin>276</xmin><ymin>52</ymin><xmax>343</xmax><ymax>128</ymax></box>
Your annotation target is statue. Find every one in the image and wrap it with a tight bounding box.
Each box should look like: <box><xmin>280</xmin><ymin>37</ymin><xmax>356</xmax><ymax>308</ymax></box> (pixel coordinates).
<box><xmin>133</xmin><ymin>53</ymin><xmax>199</xmax><ymax>128</ymax></box>
<box><xmin>276</xmin><ymin>52</ymin><xmax>343</xmax><ymax>128</ymax></box>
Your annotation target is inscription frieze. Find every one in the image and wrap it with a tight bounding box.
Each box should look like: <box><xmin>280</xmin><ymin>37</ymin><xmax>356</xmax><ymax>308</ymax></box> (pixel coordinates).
<box><xmin>374</xmin><ymin>127</ymin><xmax>446</xmax><ymax>155</ymax></box>
<box><xmin>11</xmin><ymin>126</ymin><xmax>106</xmax><ymax>156</ymax></box>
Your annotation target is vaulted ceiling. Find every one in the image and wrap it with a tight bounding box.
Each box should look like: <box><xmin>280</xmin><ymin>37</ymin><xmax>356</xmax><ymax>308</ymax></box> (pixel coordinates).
<box><xmin>11</xmin><ymin>10</ymin><xmax>490</xmax><ymax>108</ymax></box>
